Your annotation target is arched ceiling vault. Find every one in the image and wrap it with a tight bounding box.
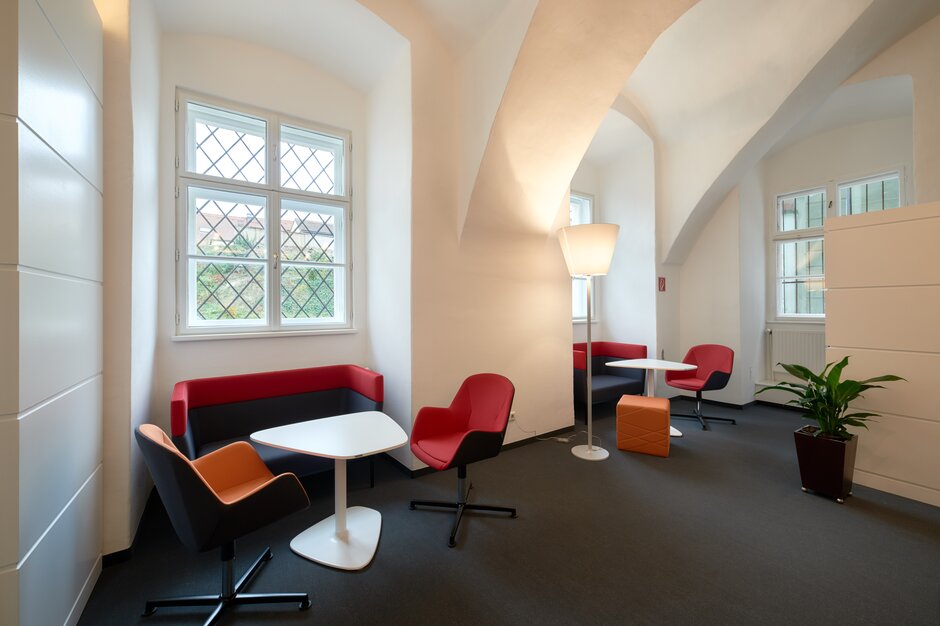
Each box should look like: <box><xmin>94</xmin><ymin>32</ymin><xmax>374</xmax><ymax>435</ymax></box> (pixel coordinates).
<box><xmin>460</xmin><ymin>0</ymin><xmax>699</xmax><ymax>239</ymax></box>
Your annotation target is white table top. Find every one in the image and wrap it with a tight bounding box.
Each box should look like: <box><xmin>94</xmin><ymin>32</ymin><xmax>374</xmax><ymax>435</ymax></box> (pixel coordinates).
<box><xmin>607</xmin><ymin>358</ymin><xmax>697</xmax><ymax>372</ymax></box>
<box><xmin>251</xmin><ymin>411</ymin><xmax>408</xmax><ymax>460</ymax></box>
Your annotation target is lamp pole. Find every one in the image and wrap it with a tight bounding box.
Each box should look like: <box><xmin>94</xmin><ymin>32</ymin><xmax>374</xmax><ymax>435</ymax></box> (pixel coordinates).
<box><xmin>558</xmin><ymin>222</ymin><xmax>618</xmax><ymax>462</ymax></box>
<box><xmin>572</xmin><ymin>274</ymin><xmax>609</xmax><ymax>460</ymax></box>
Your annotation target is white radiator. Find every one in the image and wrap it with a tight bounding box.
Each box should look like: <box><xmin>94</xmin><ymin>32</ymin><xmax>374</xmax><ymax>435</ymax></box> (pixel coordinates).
<box><xmin>768</xmin><ymin>328</ymin><xmax>826</xmax><ymax>379</ymax></box>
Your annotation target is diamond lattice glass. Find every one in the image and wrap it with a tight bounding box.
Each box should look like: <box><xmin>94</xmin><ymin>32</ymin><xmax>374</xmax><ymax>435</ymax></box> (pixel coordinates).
<box><xmin>187</xmin><ymin>102</ymin><xmax>266</xmax><ymax>184</ymax></box>
<box><xmin>193</xmin><ymin>261</ymin><xmax>266</xmax><ymax>321</ymax></box>
<box><xmin>280</xmin><ymin>125</ymin><xmax>345</xmax><ymax>195</ymax></box>
<box><xmin>191</xmin><ymin>188</ymin><xmax>266</xmax><ymax>259</ymax></box>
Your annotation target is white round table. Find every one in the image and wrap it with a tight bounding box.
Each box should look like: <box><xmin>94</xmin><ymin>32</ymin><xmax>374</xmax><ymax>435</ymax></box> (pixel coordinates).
<box><xmin>606</xmin><ymin>358</ymin><xmax>697</xmax><ymax>437</ymax></box>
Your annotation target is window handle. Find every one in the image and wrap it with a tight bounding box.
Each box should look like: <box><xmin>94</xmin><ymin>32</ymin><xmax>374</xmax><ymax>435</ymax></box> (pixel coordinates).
<box><xmin>274</xmin><ymin>253</ymin><xmax>279</xmax><ymax>270</ymax></box>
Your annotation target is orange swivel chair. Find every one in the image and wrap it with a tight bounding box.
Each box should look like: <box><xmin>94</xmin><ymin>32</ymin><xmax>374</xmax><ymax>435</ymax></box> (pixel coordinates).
<box><xmin>409</xmin><ymin>374</ymin><xmax>517</xmax><ymax>547</ymax></box>
<box><xmin>665</xmin><ymin>344</ymin><xmax>736</xmax><ymax>430</ymax></box>
<box><xmin>135</xmin><ymin>424</ymin><xmax>311</xmax><ymax>625</ymax></box>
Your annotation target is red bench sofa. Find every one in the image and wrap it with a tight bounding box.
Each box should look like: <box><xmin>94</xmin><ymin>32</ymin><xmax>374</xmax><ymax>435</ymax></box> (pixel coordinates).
<box><xmin>170</xmin><ymin>364</ymin><xmax>383</xmax><ymax>477</ymax></box>
<box><xmin>573</xmin><ymin>342</ymin><xmax>647</xmax><ymax>420</ymax></box>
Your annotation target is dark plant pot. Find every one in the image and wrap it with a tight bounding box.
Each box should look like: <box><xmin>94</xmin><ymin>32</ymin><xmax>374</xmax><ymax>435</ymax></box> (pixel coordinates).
<box><xmin>793</xmin><ymin>425</ymin><xmax>858</xmax><ymax>503</ymax></box>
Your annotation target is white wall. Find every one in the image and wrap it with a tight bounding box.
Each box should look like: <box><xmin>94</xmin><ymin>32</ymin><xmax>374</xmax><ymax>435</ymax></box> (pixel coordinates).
<box><xmin>848</xmin><ymin>14</ymin><xmax>940</xmax><ymax>204</ymax></box>
<box><xmin>677</xmin><ymin>187</ymin><xmax>743</xmax><ymax>404</ymax></box>
<box><xmin>128</xmin><ymin>0</ymin><xmax>159</xmax><ymax>548</ymax></box>
<box><xmin>736</xmin><ymin>167</ymin><xmax>765</xmax><ymax>398</ymax></box>
<box><xmin>96</xmin><ymin>0</ymin><xmax>160</xmax><ymax>557</ymax></box>
<box><xmin>0</xmin><ymin>0</ymin><xmax>103</xmax><ymax>623</ymax></box>
<box><xmin>154</xmin><ymin>33</ymin><xmax>371</xmax><ymax>428</ymax></box>
<box><xmin>598</xmin><ymin>138</ymin><xmax>657</xmax><ymax>354</ymax></box>
<box><xmin>366</xmin><ymin>44</ymin><xmax>413</xmax><ymax>467</ymax></box>
<box><xmin>761</xmin><ymin>115</ymin><xmax>914</xmax><ymax>210</ymax></box>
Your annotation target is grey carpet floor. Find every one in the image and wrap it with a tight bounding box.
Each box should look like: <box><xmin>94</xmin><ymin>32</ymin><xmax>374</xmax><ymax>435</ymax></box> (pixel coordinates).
<box><xmin>80</xmin><ymin>400</ymin><xmax>940</xmax><ymax>625</ymax></box>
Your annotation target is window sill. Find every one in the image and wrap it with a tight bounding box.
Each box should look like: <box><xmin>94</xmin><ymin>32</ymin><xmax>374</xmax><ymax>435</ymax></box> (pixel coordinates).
<box><xmin>172</xmin><ymin>327</ymin><xmax>358</xmax><ymax>342</ymax></box>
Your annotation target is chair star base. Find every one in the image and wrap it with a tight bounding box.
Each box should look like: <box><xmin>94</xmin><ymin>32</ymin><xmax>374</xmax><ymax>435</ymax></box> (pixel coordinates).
<box><xmin>671</xmin><ymin>393</ymin><xmax>737</xmax><ymax>430</ymax></box>
<box><xmin>142</xmin><ymin>547</ymin><xmax>310</xmax><ymax>626</ymax></box>
<box><xmin>410</xmin><ymin>469</ymin><xmax>516</xmax><ymax>547</ymax></box>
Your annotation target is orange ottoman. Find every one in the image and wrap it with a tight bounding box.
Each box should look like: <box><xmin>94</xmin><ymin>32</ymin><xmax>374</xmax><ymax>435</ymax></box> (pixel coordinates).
<box><xmin>616</xmin><ymin>395</ymin><xmax>670</xmax><ymax>457</ymax></box>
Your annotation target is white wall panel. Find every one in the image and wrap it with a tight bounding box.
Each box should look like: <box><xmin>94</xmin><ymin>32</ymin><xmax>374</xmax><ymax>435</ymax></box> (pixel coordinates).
<box><xmin>826</xmin><ymin>202</ymin><xmax>940</xmax><ymax>507</ymax></box>
<box><xmin>0</xmin><ymin>119</ymin><xmax>18</xmax><ymax>264</ymax></box>
<box><xmin>18</xmin><ymin>123</ymin><xmax>103</xmax><ymax>281</ymax></box>
<box><xmin>19</xmin><ymin>377</ymin><xmax>101</xmax><ymax>561</ymax></box>
<box><xmin>19</xmin><ymin>272</ymin><xmax>102</xmax><ymax>410</ymax></box>
<box><xmin>826</xmin><ymin>347</ymin><xmax>940</xmax><ymax>421</ymax></box>
<box><xmin>0</xmin><ymin>418</ymin><xmax>19</xmax><ymax>566</ymax></box>
<box><xmin>0</xmin><ymin>270</ymin><xmax>19</xmax><ymax>416</ymax></box>
<box><xmin>18</xmin><ymin>0</ymin><xmax>102</xmax><ymax>190</ymax></box>
<box><xmin>827</xmin><ymin>203</ymin><xmax>940</xmax><ymax>289</ymax></box>
<box><xmin>827</xmin><ymin>286</ymin><xmax>940</xmax><ymax>354</ymax></box>
<box><xmin>18</xmin><ymin>468</ymin><xmax>101</xmax><ymax>626</ymax></box>
<box><xmin>33</xmin><ymin>0</ymin><xmax>103</xmax><ymax>102</ymax></box>
<box><xmin>851</xmin><ymin>413</ymin><xmax>940</xmax><ymax>493</ymax></box>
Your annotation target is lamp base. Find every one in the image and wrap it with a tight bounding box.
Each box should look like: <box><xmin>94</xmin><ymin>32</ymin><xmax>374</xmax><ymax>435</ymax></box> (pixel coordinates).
<box><xmin>571</xmin><ymin>444</ymin><xmax>609</xmax><ymax>461</ymax></box>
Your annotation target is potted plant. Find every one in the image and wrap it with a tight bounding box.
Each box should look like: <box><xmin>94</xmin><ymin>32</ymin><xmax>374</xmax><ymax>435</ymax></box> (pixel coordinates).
<box><xmin>756</xmin><ymin>356</ymin><xmax>903</xmax><ymax>503</ymax></box>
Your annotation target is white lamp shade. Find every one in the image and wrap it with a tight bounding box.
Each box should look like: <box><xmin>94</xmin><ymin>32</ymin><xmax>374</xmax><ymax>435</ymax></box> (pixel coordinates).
<box><xmin>558</xmin><ymin>223</ymin><xmax>620</xmax><ymax>276</ymax></box>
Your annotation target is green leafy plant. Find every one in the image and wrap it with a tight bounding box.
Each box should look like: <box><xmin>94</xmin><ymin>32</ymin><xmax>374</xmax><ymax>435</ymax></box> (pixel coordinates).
<box><xmin>756</xmin><ymin>356</ymin><xmax>904</xmax><ymax>440</ymax></box>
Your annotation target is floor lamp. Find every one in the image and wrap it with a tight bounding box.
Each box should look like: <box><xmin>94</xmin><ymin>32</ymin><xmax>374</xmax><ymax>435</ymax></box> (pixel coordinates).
<box><xmin>558</xmin><ymin>223</ymin><xmax>620</xmax><ymax>461</ymax></box>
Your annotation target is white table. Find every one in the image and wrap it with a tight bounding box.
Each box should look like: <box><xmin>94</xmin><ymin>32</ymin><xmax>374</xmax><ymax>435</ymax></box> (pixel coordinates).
<box><xmin>251</xmin><ymin>411</ymin><xmax>407</xmax><ymax>571</ymax></box>
<box><xmin>606</xmin><ymin>358</ymin><xmax>697</xmax><ymax>438</ymax></box>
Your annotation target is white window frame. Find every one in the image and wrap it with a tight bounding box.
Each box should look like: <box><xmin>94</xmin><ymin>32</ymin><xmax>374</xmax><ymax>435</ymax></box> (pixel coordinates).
<box><xmin>772</xmin><ymin>187</ymin><xmax>827</xmax><ymax>320</ymax></box>
<box><xmin>175</xmin><ymin>89</ymin><xmax>353</xmax><ymax>337</ymax></box>
<box><xmin>570</xmin><ymin>190</ymin><xmax>595</xmax><ymax>323</ymax></box>
<box><xmin>837</xmin><ymin>170</ymin><xmax>904</xmax><ymax>216</ymax></box>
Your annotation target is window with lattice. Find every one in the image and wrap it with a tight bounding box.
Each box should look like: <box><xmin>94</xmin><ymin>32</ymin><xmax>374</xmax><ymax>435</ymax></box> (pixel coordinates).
<box><xmin>177</xmin><ymin>92</ymin><xmax>350</xmax><ymax>334</ymax></box>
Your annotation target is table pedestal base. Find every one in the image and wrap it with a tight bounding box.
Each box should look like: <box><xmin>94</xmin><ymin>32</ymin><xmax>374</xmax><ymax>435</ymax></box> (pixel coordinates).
<box><xmin>571</xmin><ymin>444</ymin><xmax>609</xmax><ymax>461</ymax></box>
<box><xmin>290</xmin><ymin>506</ymin><xmax>382</xmax><ymax>570</ymax></box>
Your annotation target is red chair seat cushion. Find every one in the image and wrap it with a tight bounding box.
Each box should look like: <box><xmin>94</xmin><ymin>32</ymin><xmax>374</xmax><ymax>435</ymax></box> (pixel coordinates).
<box><xmin>667</xmin><ymin>377</ymin><xmax>707</xmax><ymax>391</ymax></box>
<box><xmin>412</xmin><ymin>432</ymin><xmax>466</xmax><ymax>470</ymax></box>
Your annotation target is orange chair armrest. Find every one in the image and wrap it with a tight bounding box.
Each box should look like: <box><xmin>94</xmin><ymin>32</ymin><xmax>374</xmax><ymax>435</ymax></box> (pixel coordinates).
<box><xmin>193</xmin><ymin>441</ymin><xmax>273</xmax><ymax>495</ymax></box>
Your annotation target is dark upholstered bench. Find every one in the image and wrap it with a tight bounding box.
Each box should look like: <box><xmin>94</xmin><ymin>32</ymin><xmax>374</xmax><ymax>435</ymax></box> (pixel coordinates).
<box><xmin>170</xmin><ymin>365</ymin><xmax>383</xmax><ymax>479</ymax></box>
<box><xmin>573</xmin><ymin>342</ymin><xmax>647</xmax><ymax>421</ymax></box>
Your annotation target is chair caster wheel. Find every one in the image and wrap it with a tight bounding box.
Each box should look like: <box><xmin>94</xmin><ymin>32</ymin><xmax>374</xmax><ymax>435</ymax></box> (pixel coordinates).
<box><xmin>263</xmin><ymin>549</ymin><xmax>274</xmax><ymax>561</ymax></box>
<box><xmin>836</xmin><ymin>498</ymin><xmax>845</xmax><ymax>504</ymax></box>
<box><xmin>408</xmin><ymin>503</ymin><xmax>415</xmax><ymax>510</ymax></box>
<box><xmin>511</xmin><ymin>512</ymin><xmax>518</xmax><ymax>518</ymax></box>
<box><xmin>801</xmin><ymin>487</ymin><xmax>808</xmax><ymax>492</ymax></box>
<box><xmin>299</xmin><ymin>598</ymin><xmax>312</xmax><ymax>610</ymax></box>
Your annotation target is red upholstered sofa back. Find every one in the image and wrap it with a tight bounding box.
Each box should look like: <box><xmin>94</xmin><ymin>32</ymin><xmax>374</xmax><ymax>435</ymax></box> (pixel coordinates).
<box><xmin>170</xmin><ymin>364</ymin><xmax>383</xmax><ymax>438</ymax></box>
<box><xmin>573</xmin><ymin>341</ymin><xmax>646</xmax><ymax>370</ymax></box>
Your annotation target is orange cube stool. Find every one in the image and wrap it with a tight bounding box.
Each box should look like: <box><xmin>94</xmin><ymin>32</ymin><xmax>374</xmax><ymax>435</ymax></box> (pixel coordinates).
<box><xmin>616</xmin><ymin>395</ymin><xmax>670</xmax><ymax>457</ymax></box>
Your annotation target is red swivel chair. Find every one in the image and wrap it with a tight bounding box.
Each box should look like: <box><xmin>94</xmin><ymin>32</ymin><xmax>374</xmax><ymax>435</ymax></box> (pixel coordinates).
<box><xmin>135</xmin><ymin>424</ymin><xmax>311</xmax><ymax>624</ymax></box>
<box><xmin>409</xmin><ymin>374</ymin><xmax>517</xmax><ymax>547</ymax></box>
<box><xmin>665</xmin><ymin>344</ymin><xmax>737</xmax><ymax>430</ymax></box>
